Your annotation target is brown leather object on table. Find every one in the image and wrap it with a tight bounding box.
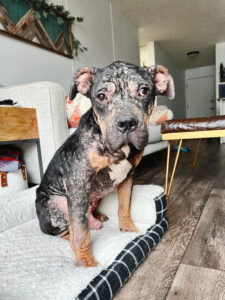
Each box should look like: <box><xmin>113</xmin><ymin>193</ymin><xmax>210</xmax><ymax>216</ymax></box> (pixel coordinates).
<box><xmin>161</xmin><ymin>115</ymin><xmax>225</xmax><ymax>134</ymax></box>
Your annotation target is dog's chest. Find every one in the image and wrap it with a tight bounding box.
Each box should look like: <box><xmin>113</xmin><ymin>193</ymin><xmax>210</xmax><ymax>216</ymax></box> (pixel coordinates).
<box><xmin>108</xmin><ymin>159</ymin><xmax>132</xmax><ymax>186</ymax></box>
<box><xmin>90</xmin><ymin>159</ymin><xmax>133</xmax><ymax>200</ymax></box>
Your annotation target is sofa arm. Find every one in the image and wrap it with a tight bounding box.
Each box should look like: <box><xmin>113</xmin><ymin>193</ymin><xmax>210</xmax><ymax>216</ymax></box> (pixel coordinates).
<box><xmin>0</xmin><ymin>82</ymin><xmax>69</xmax><ymax>184</ymax></box>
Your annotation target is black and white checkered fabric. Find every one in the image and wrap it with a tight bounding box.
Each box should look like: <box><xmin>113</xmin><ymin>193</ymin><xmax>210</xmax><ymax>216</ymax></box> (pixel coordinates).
<box><xmin>76</xmin><ymin>191</ymin><xmax>168</xmax><ymax>300</ymax></box>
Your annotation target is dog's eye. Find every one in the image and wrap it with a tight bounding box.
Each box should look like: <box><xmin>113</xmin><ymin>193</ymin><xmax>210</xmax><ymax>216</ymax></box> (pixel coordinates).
<box><xmin>97</xmin><ymin>93</ymin><xmax>106</xmax><ymax>101</ymax></box>
<box><xmin>139</xmin><ymin>87</ymin><xmax>149</xmax><ymax>97</ymax></box>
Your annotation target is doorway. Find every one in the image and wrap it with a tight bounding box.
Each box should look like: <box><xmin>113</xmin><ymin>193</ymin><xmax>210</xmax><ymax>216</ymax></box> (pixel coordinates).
<box><xmin>186</xmin><ymin>75</ymin><xmax>215</xmax><ymax>118</ymax></box>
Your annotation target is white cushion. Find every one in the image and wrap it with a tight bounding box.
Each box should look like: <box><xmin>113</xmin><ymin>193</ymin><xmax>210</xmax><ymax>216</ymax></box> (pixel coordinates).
<box><xmin>98</xmin><ymin>184</ymin><xmax>164</xmax><ymax>224</ymax></box>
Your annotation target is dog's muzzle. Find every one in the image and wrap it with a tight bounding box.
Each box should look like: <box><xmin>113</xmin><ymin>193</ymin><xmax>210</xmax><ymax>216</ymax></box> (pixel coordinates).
<box><xmin>106</xmin><ymin>113</ymin><xmax>148</xmax><ymax>153</ymax></box>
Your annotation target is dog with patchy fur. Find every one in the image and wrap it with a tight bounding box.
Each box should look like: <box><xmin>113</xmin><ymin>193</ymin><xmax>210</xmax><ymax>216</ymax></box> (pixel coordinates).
<box><xmin>35</xmin><ymin>61</ymin><xmax>174</xmax><ymax>267</ymax></box>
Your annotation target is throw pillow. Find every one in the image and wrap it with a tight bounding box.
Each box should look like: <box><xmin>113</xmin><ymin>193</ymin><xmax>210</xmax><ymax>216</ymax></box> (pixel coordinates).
<box><xmin>149</xmin><ymin>105</ymin><xmax>173</xmax><ymax>125</ymax></box>
<box><xmin>66</xmin><ymin>93</ymin><xmax>92</xmax><ymax>128</ymax></box>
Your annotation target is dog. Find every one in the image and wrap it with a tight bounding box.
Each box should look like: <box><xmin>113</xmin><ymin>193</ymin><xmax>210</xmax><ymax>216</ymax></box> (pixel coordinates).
<box><xmin>35</xmin><ymin>61</ymin><xmax>174</xmax><ymax>267</ymax></box>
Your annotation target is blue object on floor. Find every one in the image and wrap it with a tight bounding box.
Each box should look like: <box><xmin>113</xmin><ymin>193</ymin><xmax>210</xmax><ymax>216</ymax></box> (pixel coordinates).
<box><xmin>172</xmin><ymin>146</ymin><xmax>190</xmax><ymax>152</ymax></box>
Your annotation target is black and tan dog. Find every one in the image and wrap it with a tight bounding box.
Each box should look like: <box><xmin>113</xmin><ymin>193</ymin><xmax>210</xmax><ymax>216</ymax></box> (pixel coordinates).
<box><xmin>36</xmin><ymin>61</ymin><xmax>174</xmax><ymax>267</ymax></box>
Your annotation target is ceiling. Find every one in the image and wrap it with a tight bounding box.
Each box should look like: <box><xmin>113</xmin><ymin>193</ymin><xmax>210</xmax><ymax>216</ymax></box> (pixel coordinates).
<box><xmin>111</xmin><ymin>0</ymin><xmax>225</xmax><ymax>69</ymax></box>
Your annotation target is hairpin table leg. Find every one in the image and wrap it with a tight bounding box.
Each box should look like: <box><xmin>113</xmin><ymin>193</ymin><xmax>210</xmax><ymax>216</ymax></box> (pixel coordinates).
<box><xmin>165</xmin><ymin>140</ymin><xmax>171</xmax><ymax>196</ymax></box>
<box><xmin>192</xmin><ymin>138</ymin><xmax>202</xmax><ymax>168</ymax></box>
<box><xmin>167</xmin><ymin>139</ymin><xmax>183</xmax><ymax>199</ymax></box>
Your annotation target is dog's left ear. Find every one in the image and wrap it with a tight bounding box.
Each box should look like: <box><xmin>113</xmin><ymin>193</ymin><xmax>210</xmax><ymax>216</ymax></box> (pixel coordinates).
<box><xmin>147</xmin><ymin>65</ymin><xmax>175</xmax><ymax>100</ymax></box>
<box><xmin>69</xmin><ymin>67</ymin><xmax>99</xmax><ymax>100</ymax></box>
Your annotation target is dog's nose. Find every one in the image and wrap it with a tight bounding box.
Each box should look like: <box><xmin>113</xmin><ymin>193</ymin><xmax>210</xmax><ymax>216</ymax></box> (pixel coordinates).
<box><xmin>116</xmin><ymin>116</ymin><xmax>138</xmax><ymax>133</ymax></box>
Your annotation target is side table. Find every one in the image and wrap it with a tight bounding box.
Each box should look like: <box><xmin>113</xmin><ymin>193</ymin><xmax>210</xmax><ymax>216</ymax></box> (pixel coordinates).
<box><xmin>0</xmin><ymin>107</ymin><xmax>43</xmax><ymax>180</ymax></box>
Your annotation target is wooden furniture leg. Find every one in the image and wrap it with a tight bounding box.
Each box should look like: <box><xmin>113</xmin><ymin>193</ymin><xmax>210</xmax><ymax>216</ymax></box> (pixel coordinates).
<box><xmin>166</xmin><ymin>139</ymin><xmax>183</xmax><ymax>199</ymax></box>
<box><xmin>191</xmin><ymin>138</ymin><xmax>202</xmax><ymax>168</ymax></box>
<box><xmin>165</xmin><ymin>140</ymin><xmax>171</xmax><ymax>196</ymax></box>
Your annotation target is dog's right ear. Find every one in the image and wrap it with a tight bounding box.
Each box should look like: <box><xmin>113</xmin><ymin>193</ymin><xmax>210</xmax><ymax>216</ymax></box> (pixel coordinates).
<box><xmin>147</xmin><ymin>65</ymin><xmax>175</xmax><ymax>100</ymax></box>
<box><xmin>69</xmin><ymin>67</ymin><xmax>99</xmax><ymax>100</ymax></box>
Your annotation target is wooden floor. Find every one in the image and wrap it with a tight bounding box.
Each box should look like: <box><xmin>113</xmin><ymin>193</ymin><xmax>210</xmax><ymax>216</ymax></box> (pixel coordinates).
<box><xmin>114</xmin><ymin>139</ymin><xmax>225</xmax><ymax>300</ymax></box>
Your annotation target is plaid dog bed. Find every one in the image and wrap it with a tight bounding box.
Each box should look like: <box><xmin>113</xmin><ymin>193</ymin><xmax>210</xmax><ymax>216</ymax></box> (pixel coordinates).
<box><xmin>77</xmin><ymin>191</ymin><xmax>168</xmax><ymax>300</ymax></box>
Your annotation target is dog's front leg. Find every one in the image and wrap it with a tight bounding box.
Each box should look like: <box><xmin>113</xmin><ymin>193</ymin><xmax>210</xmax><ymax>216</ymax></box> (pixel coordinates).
<box><xmin>118</xmin><ymin>151</ymin><xmax>144</xmax><ymax>232</ymax></box>
<box><xmin>118</xmin><ymin>173</ymin><xmax>139</xmax><ymax>233</ymax></box>
<box><xmin>67</xmin><ymin>181</ymin><xmax>98</xmax><ymax>267</ymax></box>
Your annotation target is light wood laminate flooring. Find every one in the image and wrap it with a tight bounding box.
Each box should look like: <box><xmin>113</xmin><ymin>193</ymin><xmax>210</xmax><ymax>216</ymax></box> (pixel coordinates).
<box><xmin>114</xmin><ymin>139</ymin><xmax>225</xmax><ymax>300</ymax></box>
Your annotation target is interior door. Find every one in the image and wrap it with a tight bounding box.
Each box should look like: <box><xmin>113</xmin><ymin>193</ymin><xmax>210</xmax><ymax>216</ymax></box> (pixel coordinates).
<box><xmin>186</xmin><ymin>76</ymin><xmax>215</xmax><ymax>118</ymax></box>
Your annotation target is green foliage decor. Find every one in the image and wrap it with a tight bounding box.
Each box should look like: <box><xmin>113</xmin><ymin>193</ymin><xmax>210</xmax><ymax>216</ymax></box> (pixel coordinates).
<box><xmin>16</xmin><ymin>0</ymin><xmax>87</xmax><ymax>56</ymax></box>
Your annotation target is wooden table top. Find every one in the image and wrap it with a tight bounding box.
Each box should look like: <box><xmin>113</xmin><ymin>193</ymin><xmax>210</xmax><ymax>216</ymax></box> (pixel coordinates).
<box><xmin>0</xmin><ymin>107</ymin><xmax>39</xmax><ymax>142</ymax></box>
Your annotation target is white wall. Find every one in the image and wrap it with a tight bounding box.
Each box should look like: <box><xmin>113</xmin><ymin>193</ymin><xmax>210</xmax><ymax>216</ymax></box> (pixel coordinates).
<box><xmin>69</xmin><ymin>0</ymin><xmax>114</xmax><ymax>69</ymax></box>
<box><xmin>154</xmin><ymin>42</ymin><xmax>186</xmax><ymax>119</ymax></box>
<box><xmin>110</xmin><ymin>3</ymin><xmax>139</xmax><ymax>65</ymax></box>
<box><xmin>0</xmin><ymin>0</ymin><xmax>139</xmax><ymax>94</ymax></box>
<box><xmin>0</xmin><ymin>34</ymin><xmax>73</xmax><ymax>92</ymax></box>
<box><xmin>70</xmin><ymin>0</ymin><xmax>139</xmax><ymax>69</ymax></box>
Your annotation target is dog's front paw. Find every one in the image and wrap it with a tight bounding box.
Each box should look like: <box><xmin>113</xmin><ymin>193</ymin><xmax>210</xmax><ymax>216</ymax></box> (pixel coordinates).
<box><xmin>77</xmin><ymin>257</ymin><xmax>99</xmax><ymax>267</ymax></box>
<box><xmin>119</xmin><ymin>218</ymin><xmax>139</xmax><ymax>233</ymax></box>
<box><xmin>75</xmin><ymin>248</ymin><xmax>99</xmax><ymax>267</ymax></box>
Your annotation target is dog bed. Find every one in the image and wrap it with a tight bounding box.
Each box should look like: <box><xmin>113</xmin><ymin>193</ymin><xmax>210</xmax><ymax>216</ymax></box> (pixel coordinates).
<box><xmin>0</xmin><ymin>185</ymin><xmax>168</xmax><ymax>300</ymax></box>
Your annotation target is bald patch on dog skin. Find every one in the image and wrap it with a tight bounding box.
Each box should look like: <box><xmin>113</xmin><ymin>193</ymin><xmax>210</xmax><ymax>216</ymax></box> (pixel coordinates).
<box><xmin>94</xmin><ymin>82</ymin><xmax>116</xmax><ymax>108</ymax></box>
<box><xmin>103</xmin><ymin>82</ymin><xmax>116</xmax><ymax>95</ymax></box>
<box><xmin>94</xmin><ymin>82</ymin><xmax>116</xmax><ymax>103</ymax></box>
<box><xmin>128</xmin><ymin>80</ymin><xmax>138</xmax><ymax>95</ymax></box>
<box><xmin>47</xmin><ymin>195</ymin><xmax>69</xmax><ymax>231</ymax></box>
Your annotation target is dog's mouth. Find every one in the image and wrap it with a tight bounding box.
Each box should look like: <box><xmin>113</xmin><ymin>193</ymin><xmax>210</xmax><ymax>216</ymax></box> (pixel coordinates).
<box><xmin>106</xmin><ymin>131</ymin><xmax>148</xmax><ymax>156</ymax></box>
